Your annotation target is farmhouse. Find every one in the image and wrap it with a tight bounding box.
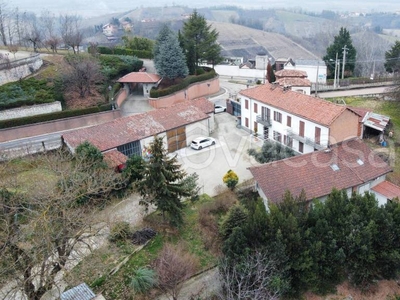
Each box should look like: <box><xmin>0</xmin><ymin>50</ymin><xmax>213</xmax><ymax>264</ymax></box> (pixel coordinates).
<box><xmin>249</xmin><ymin>138</ymin><xmax>399</xmax><ymax>208</ymax></box>
<box><xmin>62</xmin><ymin>98</ymin><xmax>215</xmax><ymax>169</ymax></box>
<box><xmin>239</xmin><ymin>83</ymin><xmax>359</xmax><ymax>154</ymax></box>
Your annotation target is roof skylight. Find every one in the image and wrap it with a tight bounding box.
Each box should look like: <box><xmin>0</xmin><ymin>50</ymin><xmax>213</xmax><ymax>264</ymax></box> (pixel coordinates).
<box><xmin>330</xmin><ymin>164</ymin><xmax>340</xmax><ymax>171</ymax></box>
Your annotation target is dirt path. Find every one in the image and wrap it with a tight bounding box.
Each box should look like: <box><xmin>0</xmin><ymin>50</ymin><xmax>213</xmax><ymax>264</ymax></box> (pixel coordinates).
<box><xmin>156</xmin><ymin>268</ymin><xmax>220</xmax><ymax>300</ymax></box>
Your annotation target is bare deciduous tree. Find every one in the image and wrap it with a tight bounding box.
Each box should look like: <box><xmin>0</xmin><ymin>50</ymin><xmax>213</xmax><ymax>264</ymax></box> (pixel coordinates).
<box><xmin>41</xmin><ymin>10</ymin><xmax>61</xmax><ymax>53</ymax></box>
<box><xmin>22</xmin><ymin>13</ymin><xmax>42</xmax><ymax>52</ymax></box>
<box><xmin>154</xmin><ymin>243</ymin><xmax>198</xmax><ymax>300</ymax></box>
<box><xmin>61</xmin><ymin>54</ymin><xmax>104</xmax><ymax>98</ymax></box>
<box><xmin>59</xmin><ymin>14</ymin><xmax>83</xmax><ymax>54</ymax></box>
<box><xmin>0</xmin><ymin>1</ymin><xmax>9</xmax><ymax>46</ymax></box>
<box><xmin>352</xmin><ymin>30</ymin><xmax>390</xmax><ymax>77</ymax></box>
<box><xmin>0</xmin><ymin>149</ymin><xmax>126</xmax><ymax>300</ymax></box>
<box><xmin>218</xmin><ymin>251</ymin><xmax>285</xmax><ymax>300</ymax></box>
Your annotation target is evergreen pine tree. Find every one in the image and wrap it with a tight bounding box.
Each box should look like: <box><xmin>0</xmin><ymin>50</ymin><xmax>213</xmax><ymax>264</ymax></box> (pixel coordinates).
<box><xmin>154</xmin><ymin>25</ymin><xmax>188</xmax><ymax>81</ymax></box>
<box><xmin>137</xmin><ymin>136</ymin><xmax>196</xmax><ymax>226</ymax></box>
<box><xmin>323</xmin><ymin>27</ymin><xmax>357</xmax><ymax>78</ymax></box>
<box><xmin>181</xmin><ymin>10</ymin><xmax>222</xmax><ymax>74</ymax></box>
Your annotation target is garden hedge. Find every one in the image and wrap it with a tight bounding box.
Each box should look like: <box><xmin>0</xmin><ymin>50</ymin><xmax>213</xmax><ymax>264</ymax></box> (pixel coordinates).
<box><xmin>150</xmin><ymin>69</ymin><xmax>217</xmax><ymax>98</ymax></box>
<box><xmin>0</xmin><ymin>104</ymin><xmax>112</xmax><ymax>129</ymax></box>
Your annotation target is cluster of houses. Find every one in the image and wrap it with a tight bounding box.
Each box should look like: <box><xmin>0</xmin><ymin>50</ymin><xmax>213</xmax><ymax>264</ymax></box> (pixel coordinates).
<box><xmin>216</xmin><ymin>55</ymin><xmax>327</xmax><ymax>86</ymax></box>
<box><xmin>62</xmin><ymin>67</ymin><xmax>399</xmax><ymax>209</ymax></box>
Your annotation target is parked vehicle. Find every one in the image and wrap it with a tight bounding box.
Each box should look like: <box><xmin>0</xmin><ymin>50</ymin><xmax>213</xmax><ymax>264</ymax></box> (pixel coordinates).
<box><xmin>214</xmin><ymin>105</ymin><xmax>226</xmax><ymax>113</ymax></box>
<box><xmin>190</xmin><ymin>137</ymin><xmax>216</xmax><ymax>150</ymax></box>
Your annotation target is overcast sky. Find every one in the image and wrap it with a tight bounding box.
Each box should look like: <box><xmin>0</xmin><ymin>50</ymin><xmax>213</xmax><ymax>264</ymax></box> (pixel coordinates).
<box><xmin>10</xmin><ymin>0</ymin><xmax>400</xmax><ymax>18</ymax></box>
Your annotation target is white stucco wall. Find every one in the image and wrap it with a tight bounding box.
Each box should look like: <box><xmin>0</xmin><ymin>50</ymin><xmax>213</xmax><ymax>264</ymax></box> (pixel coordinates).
<box><xmin>0</xmin><ymin>101</ymin><xmax>62</xmax><ymax>120</ymax></box>
<box><xmin>143</xmin><ymin>83</ymin><xmax>157</xmax><ymax>97</ymax></box>
<box><xmin>239</xmin><ymin>95</ymin><xmax>329</xmax><ymax>154</ymax></box>
<box><xmin>292</xmin><ymin>86</ymin><xmax>311</xmax><ymax>95</ymax></box>
<box><xmin>202</xmin><ymin>64</ymin><xmax>265</xmax><ymax>81</ymax></box>
<box><xmin>371</xmin><ymin>192</ymin><xmax>388</xmax><ymax>206</ymax></box>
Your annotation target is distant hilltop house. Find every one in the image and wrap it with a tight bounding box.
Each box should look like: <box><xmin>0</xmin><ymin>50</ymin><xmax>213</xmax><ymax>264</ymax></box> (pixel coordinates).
<box><xmin>102</xmin><ymin>23</ymin><xmax>118</xmax><ymax>37</ymax></box>
<box><xmin>102</xmin><ymin>21</ymin><xmax>133</xmax><ymax>39</ymax></box>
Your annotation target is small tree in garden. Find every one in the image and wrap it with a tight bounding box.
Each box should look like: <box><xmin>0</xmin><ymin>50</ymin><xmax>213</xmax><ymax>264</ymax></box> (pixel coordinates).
<box><xmin>223</xmin><ymin>169</ymin><xmax>239</xmax><ymax>190</ymax></box>
<box><xmin>137</xmin><ymin>136</ymin><xmax>199</xmax><ymax>226</ymax></box>
<box><xmin>155</xmin><ymin>243</ymin><xmax>198</xmax><ymax>300</ymax></box>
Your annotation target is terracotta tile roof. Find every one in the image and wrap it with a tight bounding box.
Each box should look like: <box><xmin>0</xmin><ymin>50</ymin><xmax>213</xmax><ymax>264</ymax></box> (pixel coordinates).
<box><xmin>118</xmin><ymin>72</ymin><xmax>161</xmax><ymax>83</ymax></box>
<box><xmin>103</xmin><ymin>149</ymin><xmax>128</xmax><ymax>167</ymax></box>
<box><xmin>249</xmin><ymin>138</ymin><xmax>392</xmax><ymax>204</ymax></box>
<box><xmin>372</xmin><ymin>180</ymin><xmax>400</xmax><ymax>200</ymax></box>
<box><xmin>275</xmin><ymin>69</ymin><xmax>308</xmax><ymax>78</ymax></box>
<box><xmin>276</xmin><ymin>77</ymin><xmax>311</xmax><ymax>87</ymax></box>
<box><xmin>240</xmin><ymin>83</ymin><xmax>347</xmax><ymax>126</ymax></box>
<box><xmin>347</xmin><ymin>106</ymin><xmax>371</xmax><ymax>119</ymax></box>
<box><xmin>191</xmin><ymin>97</ymin><xmax>215</xmax><ymax>114</ymax></box>
<box><xmin>63</xmin><ymin>100</ymin><xmax>210</xmax><ymax>151</ymax></box>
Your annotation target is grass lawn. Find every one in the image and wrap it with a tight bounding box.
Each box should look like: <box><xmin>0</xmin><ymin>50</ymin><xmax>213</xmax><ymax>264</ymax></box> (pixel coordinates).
<box><xmin>67</xmin><ymin>194</ymin><xmax>223</xmax><ymax>300</ymax></box>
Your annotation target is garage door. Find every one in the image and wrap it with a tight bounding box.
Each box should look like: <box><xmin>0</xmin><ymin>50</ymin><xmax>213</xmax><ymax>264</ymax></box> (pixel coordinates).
<box><xmin>167</xmin><ymin>126</ymin><xmax>186</xmax><ymax>153</ymax></box>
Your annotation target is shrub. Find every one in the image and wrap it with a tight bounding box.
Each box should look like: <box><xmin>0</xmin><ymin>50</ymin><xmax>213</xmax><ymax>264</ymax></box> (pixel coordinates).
<box><xmin>130</xmin><ymin>267</ymin><xmax>157</xmax><ymax>294</ymax></box>
<box><xmin>0</xmin><ymin>104</ymin><xmax>112</xmax><ymax>129</ymax></box>
<box><xmin>248</xmin><ymin>140</ymin><xmax>295</xmax><ymax>163</ymax></box>
<box><xmin>0</xmin><ymin>78</ymin><xmax>55</xmax><ymax>110</ymax></box>
<box><xmin>149</xmin><ymin>69</ymin><xmax>217</xmax><ymax>98</ymax></box>
<box><xmin>223</xmin><ymin>170</ymin><xmax>239</xmax><ymax>190</ymax></box>
<box><xmin>109</xmin><ymin>221</ymin><xmax>131</xmax><ymax>242</ymax></box>
<box><xmin>99</xmin><ymin>54</ymin><xmax>143</xmax><ymax>80</ymax></box>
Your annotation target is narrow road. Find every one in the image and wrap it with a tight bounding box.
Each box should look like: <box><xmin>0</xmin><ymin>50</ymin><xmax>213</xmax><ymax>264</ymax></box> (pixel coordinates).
<box><xmin>317</xmin><ymin>86</ymin><xmax>392</xmax><ymax>98</ymax></box>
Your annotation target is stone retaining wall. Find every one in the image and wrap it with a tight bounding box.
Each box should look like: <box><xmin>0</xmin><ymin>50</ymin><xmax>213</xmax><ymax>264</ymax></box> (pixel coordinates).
<box><xmin>0</xmin><ymin>54</ymin><xmax>43</xmax><ymax>85</ymax></box>
<box><xmin>0</xmin><ymin>101</ymin><xmax>62</xmax><ymax>121</ymax></box>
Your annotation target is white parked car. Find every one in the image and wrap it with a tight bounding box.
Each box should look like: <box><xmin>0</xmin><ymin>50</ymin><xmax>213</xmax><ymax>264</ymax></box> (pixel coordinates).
<box><xmin>190</xmin><ymin>137</ymin><xmax>216</xmax><ymax>150</ymax></box>
<box><xmin>214</xmin><ymin>105</ymin><xmax>226</xmax><ymax>113</ymax></box>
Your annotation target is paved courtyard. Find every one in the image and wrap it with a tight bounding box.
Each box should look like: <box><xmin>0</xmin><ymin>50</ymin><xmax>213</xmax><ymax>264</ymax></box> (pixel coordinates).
<box><xmin>176</xmin><ymin>112</ymin><xmax>262</xmax><ymax>196</ymax></box>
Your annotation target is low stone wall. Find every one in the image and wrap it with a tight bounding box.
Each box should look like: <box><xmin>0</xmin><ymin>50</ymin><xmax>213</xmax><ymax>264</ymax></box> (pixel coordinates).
<box><xmin>0</xmin><ymin>101</ymin><xmax>62</xmax><ymax>121</ymax></box>
<box><xmin>148</xmin><ymin>77</ymin><xmax>220</xmax><ymax>109</ymax></box>
<box><xmin>0</xmin><ymin>54</ymin><xmax>43</xmax><ymax>85</ymax></box>
<box><xmin>0</xmin><ymin>110</ymin><xmax>121</xmax><ymax>143</ymax></box>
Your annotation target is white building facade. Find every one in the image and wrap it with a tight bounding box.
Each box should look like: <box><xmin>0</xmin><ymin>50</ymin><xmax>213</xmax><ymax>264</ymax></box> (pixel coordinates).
<box><xmin>238</xmin><ymin>84</ymin><xmax>359</xmax><ymax>154</ymax></box>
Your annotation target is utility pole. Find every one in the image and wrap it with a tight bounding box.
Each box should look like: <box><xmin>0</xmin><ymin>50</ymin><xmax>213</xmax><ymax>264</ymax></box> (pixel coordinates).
<box><xmin>342</xmin><ymin>45</ymin><xmax>348</xmax><ymax>80</ymax></box>
<box><xmin>333</xmin><ymin>52</ymin><xmax>338</xmax><ymax>89</ymax></box>
<box><xmin>315</xmin><ymin>60</ymin><xmax>319</xmax><ymax>97</ymax></box>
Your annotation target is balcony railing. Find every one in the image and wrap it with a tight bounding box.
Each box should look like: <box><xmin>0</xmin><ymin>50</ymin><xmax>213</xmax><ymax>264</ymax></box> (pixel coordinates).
<box><xmin>256</xmin><ymin>115</ymin><xmax>271</xmax><ymax>127</ymax></box>
<box><xmin>287</xmin><ymin>130</ymin><xmax>325</xmax><ymax>150</ymax></box>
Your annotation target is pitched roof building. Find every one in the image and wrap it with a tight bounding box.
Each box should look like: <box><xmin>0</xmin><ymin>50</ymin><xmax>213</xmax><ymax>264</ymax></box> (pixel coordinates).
<box><xmin>239</xmin><ymin>84</ymin><xmax>359</xmax><ymax>154</ymax></box>
<box><xmin>63</xmin><ymin>98</ymin><xmax>215</xmax><ymax>167</ymax></box>
<box><xmin>249</xmin><ymin>138</ymin><xmax>393</xmax><ymax>207</ymax></box>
